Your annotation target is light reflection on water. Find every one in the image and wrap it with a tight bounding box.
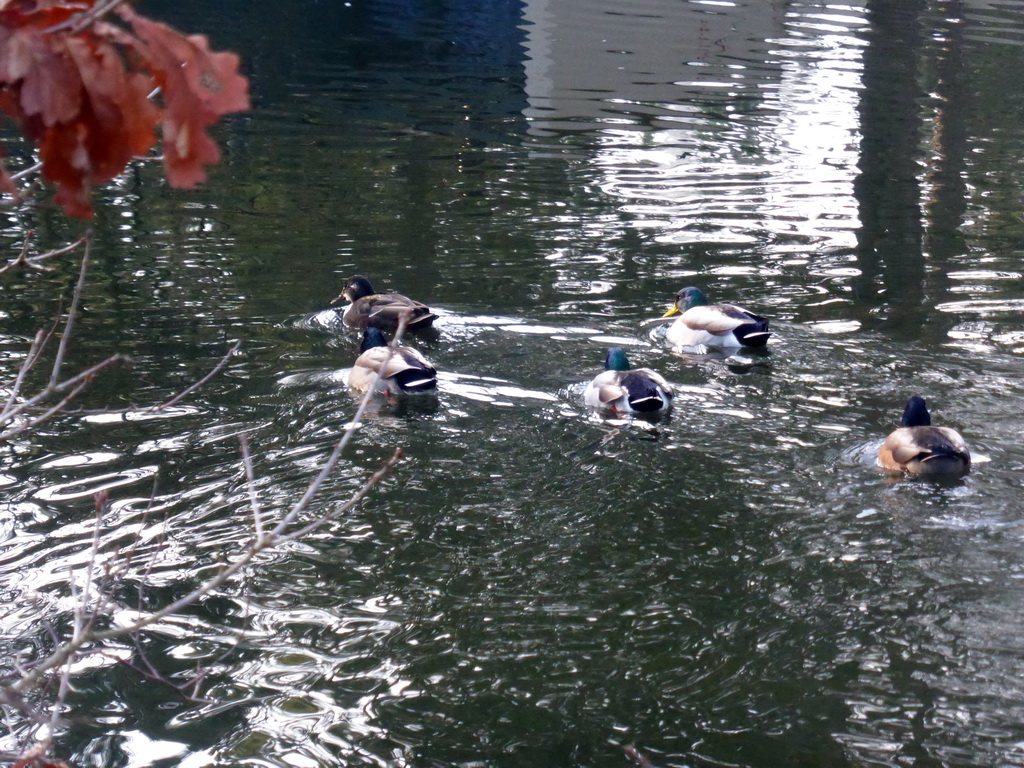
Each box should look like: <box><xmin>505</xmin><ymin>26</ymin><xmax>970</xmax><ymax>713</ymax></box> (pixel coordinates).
<box><xmin>4</xmin><ymin>0</ymin><xmax>1024</xmax><ymax>766</ymax></box>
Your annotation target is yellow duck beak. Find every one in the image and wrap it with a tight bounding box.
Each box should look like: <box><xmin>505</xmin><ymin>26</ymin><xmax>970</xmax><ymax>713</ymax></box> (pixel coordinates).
<box><xmin>662</xmin><ymin>304</ymin><xmax>681</xmax><ymax>317</ymax></box>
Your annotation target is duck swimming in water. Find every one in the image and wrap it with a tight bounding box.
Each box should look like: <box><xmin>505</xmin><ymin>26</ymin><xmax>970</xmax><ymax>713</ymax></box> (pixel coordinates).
<box><xmin>584</xmin><ymin>348</ymin><xmax>673</xmax><ymax>413</ymax></box>
<box><xmin>662</xmin><ymin>286</ymin><xmax>770</xmax><ymax>350</ymax></box>
<box><xmin>332</xmin><ymin>275</ymin><xmax>438</xmax><ymax>332</ymax></box>
<box><xmin>348</xmin><ymin>328</ymin><xmax>437</xmax><ymax>396</ymax></box>
<box><xmin>878</xmin><ymin>396</ymin><xmax>970</xmax><ymax>476</ymax></box>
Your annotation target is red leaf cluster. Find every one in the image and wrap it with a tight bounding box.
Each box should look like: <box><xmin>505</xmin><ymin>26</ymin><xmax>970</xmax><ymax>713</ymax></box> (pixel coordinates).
<box><xmin>0</xmin><ymin>0</ymin><xmax>249</xmax><ymax>217</ymax></box>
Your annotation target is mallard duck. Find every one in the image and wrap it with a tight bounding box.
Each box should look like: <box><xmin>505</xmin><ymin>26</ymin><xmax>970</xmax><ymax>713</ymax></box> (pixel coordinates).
<box><xmin>878</xmin><ymin>396</ymin><xmax>970</xmax><ymax>476</ymax></box>
<box><xmin>584</xmin><ymin>348</ymin><xmax>673</xmax><ymax>413</ymax></box>
<box><xmin>662</xmin><ymin>286</ymin><xmax>771</xmax><ymax>349</ymax></box>
<box><xmin>332</xmin><ymin>275</ymin><xmax>438</xmax><ymax>331</ymax></box>
<box><xmin>348</xmin><ymin>328</ymin><xmax>437</xmax><ymax>395</ymax></box>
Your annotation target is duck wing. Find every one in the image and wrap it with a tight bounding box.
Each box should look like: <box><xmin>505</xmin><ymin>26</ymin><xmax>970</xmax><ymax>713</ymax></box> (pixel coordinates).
<box><xmin>349</xmin><ymin>293</ymin><xmax>438</xmax><ymax>329</ymax></box>
<box><xmin>682</xmin><ymin>304</ymin><xmax>753</xmax><ymax>333</ymax></box>
<box><xmin>585</xmin><ymin>371</ymin><xmax>627</xmax><ymax>406</ymax></box>
<box><xmin>352</xmin><ymin>346</ymin><xmax>436</xmax><ymax>392</ymax></box>
<box><xmin>683</xmin><ymin>303</ymin><xmax>770</xmax><ymax>346</ymax></box>
<box><xmin>883</xmin><ymin>426</ymin><xmax>970</xmax><ymax>467</ymax></box>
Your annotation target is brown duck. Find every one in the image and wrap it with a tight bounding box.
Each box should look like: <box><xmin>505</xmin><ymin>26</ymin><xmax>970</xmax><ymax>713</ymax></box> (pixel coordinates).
<box><xmin>332</xmin><ymin>275</ymin><xmax>437</xmax><ymax>331</ymax></box>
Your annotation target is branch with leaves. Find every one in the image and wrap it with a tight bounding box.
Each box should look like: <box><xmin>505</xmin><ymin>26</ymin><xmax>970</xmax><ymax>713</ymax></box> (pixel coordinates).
<box><xmin>0</xmin><ymin>0</ymin><xmax>249</xmax><ymax>218</ymax></box>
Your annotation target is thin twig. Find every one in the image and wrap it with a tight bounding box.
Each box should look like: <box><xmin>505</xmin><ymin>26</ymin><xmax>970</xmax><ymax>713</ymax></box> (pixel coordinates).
<box><xmin>0</xmin><ymin>378</ymin><xmax>94</xmax><ymax>443</ymax></box>
<box><xmin>42</xmin><ymin>0</ymin><xmax>127</xmax><ymax>34</ymax></box>
<box><xmin>133</xmin><ymin>340</ymin><xmax>241</xmax><ymax>413</ymax></box>
<box><xmin>239</xmin><ymin>434</ymin><xmax>264</xmax><ymax>540</ymax></box>
<box><xmin>49</xmin><ymin>234</ymin><xmax>92</xmax><ymax>388</ymax></box>
<box><xmin>1</xmin><ymin>244</ymin><xmax>233</xmax><ymax>442</ymax></box>
<box><xmin>266</xmin><ymin>312</ymin><xmax>411</xmax><ymax>543</ymax></box>
<box><xmin>78</xmin><ymin>492</ymin><xmax>110</xmax><ymax>639</ymax></box>
<box><xmin>43</xmin><ymin>608</ymin><xmax>76</xmax><ymax>755</ymax></box>
<box><xmin>7</xmin><ymin>447</ymin><xmax>401</xmax><ymax>697</ymax></box>
<box><xmin>0</xmin><ymin>233</ymin><xmax>33</xmax><ymax>277</ymax></box>
<box><xmin>10</xmin><ymin>161</ymin><xmax>43</xmax><ymax>183</ymax></box>
<box><xmin>14</xmin><ymin>297</ymin><xmax>73</xmax><ymax>400</ymax></box>
<box><xmin>1</xmin><ymin>353</ymin><xmax>122</xmax><ymax>423</ymax></box>
<box><xmin>2</xmin><ymin>330</ymin><xmax>45</xmax><ymax>419</ymax></box>
<box><xmin>0</xmin><ymin>360</ymin><xmax>120</xmax><ymax>442</ymax></box>
<box><xmin>132</xmin><ymin>479</ymin><xmax>165</xmax><ymax>616</ymax></box>
<box><xmin>0</xmin><ymin>232</ymin><xmax>89</xmax><ymax>276</ymax></box>
<box><xmin>32</xmin><ymin>340</ymin><xmax>241</xmax><ymax>420</ymax></box>
<box><xmin>272</xmin><ymin>448</ymin><xmax>402</xmax><ymax>545</ymax></box>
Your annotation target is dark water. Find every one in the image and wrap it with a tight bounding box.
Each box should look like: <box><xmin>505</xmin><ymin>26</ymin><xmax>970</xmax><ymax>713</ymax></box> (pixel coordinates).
<box><xmin>4</xmin><ymin>0</ymin><xmax>1024</xmax><ymax>766</ymax></box>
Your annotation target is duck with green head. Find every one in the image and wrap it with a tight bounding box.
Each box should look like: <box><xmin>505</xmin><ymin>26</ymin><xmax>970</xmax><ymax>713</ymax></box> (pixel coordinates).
<box><xmin>663</xmin><ymin>286</ymin><xmax>770</xmax><ymax>350</ymax></box>
<box><xmin>348</xmin><ymin>327</ymin><xmax>438</xmax><ymax>396</ymax></box>
<box><xmin>584</xmin><ymin>348</ymin><xmax>673</xmax><ymax>413</ymax></box>
<box><xmin>878</xmin><ymin>396</ymin><xmax>970</xmax><ymax>476</ymax></box>
<box><xmin>332</xmin><ymin>275</ymin><xmax>438</xmax><ymax>332</ymax></box>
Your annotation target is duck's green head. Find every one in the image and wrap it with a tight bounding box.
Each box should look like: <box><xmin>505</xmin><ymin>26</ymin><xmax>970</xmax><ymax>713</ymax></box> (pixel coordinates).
<box><xmin>663</xmin><ymin>286</ymin><xmax>708</xmax><ymax>316</ymax></box>
<box><xmin>360</xmin><ymin>327</ymin><xmax>389</xmax><ymax>352</ymax></box>
<box><xmin>901</xmin><ymin>396</ymin><xmax>931</xmax><ymax>427</ymax></box>
<box><xmin>604</xmin><ymin>347</ymin><xmax>631</xmax><ymax>372</ymax></box>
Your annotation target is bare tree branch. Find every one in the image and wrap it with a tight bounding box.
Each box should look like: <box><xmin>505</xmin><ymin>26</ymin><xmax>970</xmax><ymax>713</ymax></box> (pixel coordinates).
<box><xmin>7</xmin><ymin>314</ymin><xmax>412</xmax><ymax>705</ymax></box>
<box><xmin>2</xmin><ymin>238</ymin><xmax>241</xmax><ymax>447</ymax></box>
<box><xmin>10</xmin><ymin>161</ymin><xmax>43</xmax><ymax>183</ymax></box>
<box><xmin>4</xmin><ymin>270</ymin><xmax>412</xmax><ymax>768</ymax></box>
<box><xmin>0</xmin><ymin>232</ymin><xmax>90</xmax><ymax>276</ymax></box>
<box><xmin>8</xmin><ymin>447</ymin><xmax>402</xmax><ymax>697</ymax></box>
<box><xmin>0</xmin><ymin>356</ymin><xmax>123</xmax><ymax>442</ymax></box>
<box><xmin>2</xmin><ymin>330</ymin><xmax>46</xmax><ymax>418</ymax></box>
<box><xmin>49</xmin><ymin>235</ymin><xmax>92</xmax><ymax>388</ymax></box>
<box><xmin>239</xmin><ymin>433</ymin><xmax>264</xmax><ymax>540</ymax></box>
<box><xmin>42</xmin><ymin>0</ymin><xmax>127</xmax><ymax>34</ymax></box>
<box><xmin>132</xmin><ymin>340</ymin><xmax>241</xmax><ymax>413</ymax></box>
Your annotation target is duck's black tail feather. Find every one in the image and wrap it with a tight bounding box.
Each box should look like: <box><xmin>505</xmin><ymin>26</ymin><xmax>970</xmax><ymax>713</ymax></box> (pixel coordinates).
<box><xmin>736</xmin><ymin>315</ymin><xmax>771</xmax><ymax>347</ymax></box>
<box><xmin>623</xmin><ymin>372</ymin><xmax>671</xmax><ymax>412</ymax></box>
<box><xmin>408</xmin><ymin>311</ymin><xmax>439</xmax><ymax>329</ymax></box>
<box><xmin>394</xmin><ymin>367</ymin><xmax>437</xmax><ymax>392</ymax></box>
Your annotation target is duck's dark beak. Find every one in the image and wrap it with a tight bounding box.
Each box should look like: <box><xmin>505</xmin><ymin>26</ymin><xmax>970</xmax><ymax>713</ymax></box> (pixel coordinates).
<box><xmin>330</xmin><ymin>292</ymin><xmax>346</xmax><ymax>306</ymax></box>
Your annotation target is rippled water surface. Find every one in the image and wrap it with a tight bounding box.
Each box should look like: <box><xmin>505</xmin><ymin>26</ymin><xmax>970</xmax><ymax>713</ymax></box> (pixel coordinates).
<box><xmin>5</xmin><ymin>1</ymin><xmax>1024</xmax><ymax>766</ymax></box>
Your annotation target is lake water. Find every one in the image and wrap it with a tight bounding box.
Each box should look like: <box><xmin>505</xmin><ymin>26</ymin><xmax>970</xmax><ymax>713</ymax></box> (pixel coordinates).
<box><xmin>4</xmin><ymin>0</ymin><xmax>1024</xmax><ymax>766</ymax></box>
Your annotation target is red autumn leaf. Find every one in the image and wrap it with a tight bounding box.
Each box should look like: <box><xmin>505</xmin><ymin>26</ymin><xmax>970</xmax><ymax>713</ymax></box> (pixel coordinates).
<box><xmin>10</xmin><ymin>31</ymin><xmax>159</xmax><ymax>218</ymax></box>
<box><xmin>118</xmin><ymin>6</ymin><xmax>249</xmax><ymax>188</ymax></box>
<box><xmin>64</xmin><ymin>34</ymin><xmax>159</xmax><ymax>175</ymax></box>
<box><xmin>0</xmin><ymin>27</ymin><xmax>80</xmax><ymax>125</ymax></box>
<box><xmin>0</xmin><ymin>1</ymin><xmax>248</xmax><ymax>217</ymax></box>
<box><xmin>0</xmin><ymin>27</ymin><xmax>35</xmax><ymax>81</ymax></box>
<box><xmin>0</xmin><ymin>3</ymin><xmax>80</xmax><ymax>33</ymax></box>
<box><xmin>38</xmin><ymin>119</ymin><xmax>92</xmax><ymax>218</ymax></box>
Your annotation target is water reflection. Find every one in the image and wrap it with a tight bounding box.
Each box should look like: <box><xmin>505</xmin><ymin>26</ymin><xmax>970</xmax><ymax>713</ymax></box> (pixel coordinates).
<box><xmin>524</xmin><ymin>0</ymin><xmax>865</xmax><ymax>268</ymax></box>
<box><xmin>6</xmin><ymin>0</ymin><xmax>1024</xmax><ymax>766</ymax></box>
<box><xmin>523</xmin><ymin>0</ymin><xmax>789</xmax><ymax>133</ymax></box>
